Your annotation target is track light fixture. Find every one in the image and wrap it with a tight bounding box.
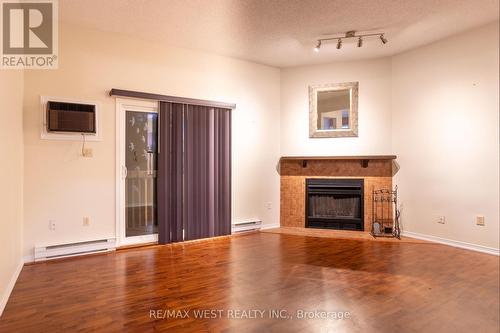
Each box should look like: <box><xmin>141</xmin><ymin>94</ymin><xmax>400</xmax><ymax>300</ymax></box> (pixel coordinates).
<box><xmin>336</xmin><ymin>38</ymin><xmax>342</xmax><ymax>49</ymax></box>
<box><xmin>314</xmin><ymin>40</ymin><xmax>321</xmax><ymax>52</ymax></box>
<box><xmin>313</xmin><ymin>30</ymin><xmax>388</xmax><ymax>51</ymax></box>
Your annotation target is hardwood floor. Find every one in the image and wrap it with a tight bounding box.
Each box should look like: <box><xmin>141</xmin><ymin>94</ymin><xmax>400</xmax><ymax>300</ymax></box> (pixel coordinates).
<box><xmin>1</xmin><ymin>232</ymin><xmax>498</xmax><ymax>332</ymax></box>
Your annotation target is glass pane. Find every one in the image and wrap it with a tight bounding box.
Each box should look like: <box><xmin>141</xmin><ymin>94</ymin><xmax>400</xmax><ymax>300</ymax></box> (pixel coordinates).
<box><xmin>125</xmin><ymin>111</ymin><xmax>158</xmax><ymax>237</ymax></box>
<box><xmin>309</xmin><ymin>194</ymin><xmax>361</xmax><ymax>218</ymax></box>
<box><xmin>317</xmin><ymin>89</ymin><xmax>350</xmax><ymax>130</ymax></box>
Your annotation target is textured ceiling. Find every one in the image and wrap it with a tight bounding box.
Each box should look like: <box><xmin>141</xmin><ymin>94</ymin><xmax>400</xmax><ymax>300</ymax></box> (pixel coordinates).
<box><xmin>60</xmin><ymin>0</ymin><xmax>499</xmax><ymax>68</ymax></box>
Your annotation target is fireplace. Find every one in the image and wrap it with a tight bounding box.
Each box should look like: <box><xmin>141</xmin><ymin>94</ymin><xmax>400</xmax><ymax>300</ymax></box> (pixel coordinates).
<box><xmin>305</xmin><ymin>178</ymin><xmax>364</xmax><ymax>231</ymax></box>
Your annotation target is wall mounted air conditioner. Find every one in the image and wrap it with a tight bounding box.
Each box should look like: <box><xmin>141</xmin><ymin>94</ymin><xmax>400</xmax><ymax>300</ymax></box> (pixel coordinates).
<box><xmin>47</xmin><ymin>101</ymin><xmax>97</xmax><ymax>133</ymax></box>
<box><xmin>40</xmin><ymin>96</ymin><xmax>101</xmax><ymax>141</ymax></box>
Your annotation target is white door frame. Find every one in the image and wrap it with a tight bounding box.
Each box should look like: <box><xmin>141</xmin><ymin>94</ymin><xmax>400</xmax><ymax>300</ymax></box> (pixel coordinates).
<box><xmin>115</xmin><ymin>97</ymin><xmax>159</xmax><ymax>247</ymax></box>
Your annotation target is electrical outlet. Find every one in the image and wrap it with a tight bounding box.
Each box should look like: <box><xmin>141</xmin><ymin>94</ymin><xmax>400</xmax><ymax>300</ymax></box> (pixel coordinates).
<box><xmin>436</xmin><ymin>216</ymin><xmax>445</xmax><ymax>224</ymax></box>
<box><xmin>83</xmin><ymin>217</ymin><xmax>90</xmax><ymax>226</ymax></box>
<box><xmin>476</xmin><ymin>215</ymin><xmax>485</xmax><ymax>226</ymax></box>
<box><xmin>49</xmin><ymin>220</ymin><xmax>56</xmax><ymax>230</ymax></box>
<box><xmin>82</xmin><ymin>148</ymin><xmax>93</xmax><ymax>157</ymax></box>
<box><xmin>266</xmin><ymin>202</ymin><xmax>272</xmax><ymax>210</ymax></box>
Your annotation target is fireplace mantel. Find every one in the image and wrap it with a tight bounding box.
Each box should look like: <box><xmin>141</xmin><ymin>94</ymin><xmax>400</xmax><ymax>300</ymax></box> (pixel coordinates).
<box><xmin>280</xmin><ymin>155</ymin><xmax>397</xmax><ymax>168</ymax></box>
<box><xmin>280</xmin><ymin>155</ymin><xmax>397</xmax><ymax>161</ymax></box>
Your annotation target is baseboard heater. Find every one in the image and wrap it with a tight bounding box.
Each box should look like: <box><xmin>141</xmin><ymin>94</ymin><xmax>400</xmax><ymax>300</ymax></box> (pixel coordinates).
<box><xmin>34</xmin><ymin>238</ymin><xmax>116</xmax><ymax>262</ymax></box>
<box><xmin>232</xmin><ymin>219</ymin><xmax>262</xmax><ymax>233</ymax></box>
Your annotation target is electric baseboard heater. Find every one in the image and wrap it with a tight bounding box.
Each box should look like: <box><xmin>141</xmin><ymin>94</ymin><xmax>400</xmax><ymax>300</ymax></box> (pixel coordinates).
<box><xmin>232</xmin><ymin>219</ymin><xmax>262</xmax><ymax>233</ymax></box>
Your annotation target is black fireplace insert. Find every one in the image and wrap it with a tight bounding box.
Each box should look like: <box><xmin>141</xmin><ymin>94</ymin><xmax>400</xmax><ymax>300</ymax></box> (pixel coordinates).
<box><xmin>305</xmin><ymin>178</ymin><xmax>364</xmax><ymax>231</ymax></box>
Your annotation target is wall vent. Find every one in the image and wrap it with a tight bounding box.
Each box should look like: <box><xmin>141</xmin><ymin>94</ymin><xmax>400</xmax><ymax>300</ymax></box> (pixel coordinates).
<box><xmin>34</xmin><ymin>238</ymin><xmax>116</xmax><ymax>262</ymax></box>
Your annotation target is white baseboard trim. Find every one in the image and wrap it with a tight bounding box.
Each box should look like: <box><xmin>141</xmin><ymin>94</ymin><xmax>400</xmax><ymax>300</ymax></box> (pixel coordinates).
<box><xmin>0</xmin><ymin>259</ymin><xmax>24</xmax><ymax>317</ymax></box>
<box><xmin>260</xmin><ymin>223</ymin><xmax>280</xmax><ymax>230</ymax></box>
<box><xmin>402</xmin><ymin>231</ymin><xmax>499</xmax><ymax>256</ymax></box>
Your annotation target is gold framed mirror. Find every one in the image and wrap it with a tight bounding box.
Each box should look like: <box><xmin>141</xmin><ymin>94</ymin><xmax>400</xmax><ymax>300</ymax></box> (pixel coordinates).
<box><xmin>309</xmin><ymin>82</ymin><xmax>359</xmax><ymax>138</ymax></box>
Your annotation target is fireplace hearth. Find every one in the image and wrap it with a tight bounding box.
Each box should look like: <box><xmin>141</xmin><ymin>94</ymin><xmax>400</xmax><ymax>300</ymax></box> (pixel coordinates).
<box><xmin>305</xmin><ymin>179</ymin><xmax>364</xmax><ymax>231</ymax></box>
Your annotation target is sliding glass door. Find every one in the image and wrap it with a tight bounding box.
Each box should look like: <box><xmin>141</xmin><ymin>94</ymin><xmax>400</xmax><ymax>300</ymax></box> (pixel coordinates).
<box><xmin>117</xmin><ymin>99</ymin><xmax>158</xmax><ymax>246</ymax></box>
<box><xmin>125</xmin><ymin>110</ymin><xmax>158</xmax><ymax>237</ymax></box>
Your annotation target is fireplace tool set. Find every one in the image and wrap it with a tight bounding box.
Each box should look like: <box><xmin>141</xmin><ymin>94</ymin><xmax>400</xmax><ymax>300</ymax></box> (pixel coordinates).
<box><xmin>371</xmin><ymin>186</ymin><xmax>400</xmax><ymax>239</ymax></box>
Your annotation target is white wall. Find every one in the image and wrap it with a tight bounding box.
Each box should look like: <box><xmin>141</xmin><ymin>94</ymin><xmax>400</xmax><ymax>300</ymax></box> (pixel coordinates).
<box><xmin>23</xmin><ymin>23</ymin><xmax>281</xmax><ymax>257</ymax></box>
<box><xmin>392</xmin><ymin>22</ymin><xmax>499</xmax><ymax>249</ymax></box>
<box><xmin>0</xmin><ymin>70</ymin><xmax>24</xmax><ymax>315</ymax></box>
<box><xmin>280</xmin><ymin>58</ymin><xmax>393</xmax><ymax>155</ymax></box>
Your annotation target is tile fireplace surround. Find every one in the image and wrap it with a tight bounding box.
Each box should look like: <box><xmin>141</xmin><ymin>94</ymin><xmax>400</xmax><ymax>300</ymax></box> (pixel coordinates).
<box><xmin>279</xmin><ymin>155</ymin><xmax>396</xmax><ymax>232</ymax></box>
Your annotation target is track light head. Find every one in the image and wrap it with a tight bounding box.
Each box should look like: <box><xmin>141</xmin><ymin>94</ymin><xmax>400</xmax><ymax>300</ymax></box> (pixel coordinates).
<box><xmin>380</xmin><ymin>34</ymin><xmax>388</xmax><ymax>44</ymax></box>
<box><xmin>336</xmin><ymin>38</ymin><xmax>342</xmax><ymax>49</ymax></box>
<box><xmin>357</xmin><ymin>37</ymin><xmax>363</xmax><ymax>48</ymax></box>
<box><xmin>314</xmin><ymin>40</ymin><xmax>321</xmax><ymax>52</ymax></box>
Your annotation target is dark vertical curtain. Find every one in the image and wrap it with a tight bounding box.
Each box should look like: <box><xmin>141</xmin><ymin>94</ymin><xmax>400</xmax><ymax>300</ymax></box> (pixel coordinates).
<box><xmin>184</xmin><ymin>105</ymin><xmax>231</xmax><ymax>241</ymax></box>
<box><xmin>158</xmin><ymin>102</ymin><xmax>184</xmax><ymax>244</ymax></box>
<box><xmin>157</xmin><ymin>102</ymin><xmax>231</xmax><ymax>244</ymax></box>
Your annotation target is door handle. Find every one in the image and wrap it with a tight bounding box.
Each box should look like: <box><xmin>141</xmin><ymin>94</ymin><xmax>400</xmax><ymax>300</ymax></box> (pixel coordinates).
<box><xmin>146</xmin><ymin>152</ymin><xmax>154</xmax><ymax>176</ymax></box>
<box><xmin>122</xmin><ymin>165</ymin><xmax>128</xmax><ymax>179</ymax></box>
